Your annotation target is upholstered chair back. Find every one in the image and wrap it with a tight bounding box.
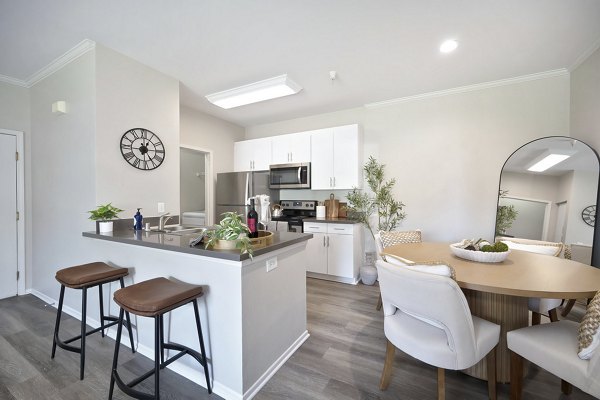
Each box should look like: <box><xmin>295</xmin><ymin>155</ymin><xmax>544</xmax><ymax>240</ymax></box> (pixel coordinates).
<box><xmin>377</xmin><ymin>260</ymin><xmax>479</xmax><ymax>370</ymax></box>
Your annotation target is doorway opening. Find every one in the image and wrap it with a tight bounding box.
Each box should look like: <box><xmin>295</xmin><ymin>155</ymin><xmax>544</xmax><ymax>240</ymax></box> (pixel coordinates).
<box><xmin>499</xmin><ymin>196</ymin><xmax>551</xmax><ymax>241</ymax></box>
<box><xmin>180</xmin><ymin>146</ymin><xmax>213</xmax><ymax>226</ymax></box>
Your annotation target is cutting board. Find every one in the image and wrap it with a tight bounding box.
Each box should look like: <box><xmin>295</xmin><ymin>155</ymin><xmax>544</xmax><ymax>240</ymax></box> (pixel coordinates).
<box><xmin>324</xmin><ymin>194</ymin><xmax>339</xmax><ymax>219</ymax></box>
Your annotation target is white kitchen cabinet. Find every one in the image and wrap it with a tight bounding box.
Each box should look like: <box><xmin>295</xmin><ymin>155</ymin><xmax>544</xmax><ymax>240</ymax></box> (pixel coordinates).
<box><xmin>303</xmin><ymin>222</ymin><xmax>363</xmax><ymax>284</ymax></box>
<box><xmin>310</xmin><ymin>124</ymin><xmax>362</xmax><ymax>190</ymax></box>
<box><xmin>271</xmin><ymin>131</ymin><xmax>311</xmax><ymax>164</ymax></box>
<box><xmin>234</xmin><ymin>137</ymin><xmax>272</xmax><ymax>171</ymax></box>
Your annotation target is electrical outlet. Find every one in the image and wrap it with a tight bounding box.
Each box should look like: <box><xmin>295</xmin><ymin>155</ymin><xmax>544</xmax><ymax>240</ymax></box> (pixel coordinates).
<box><xmin>266</xmin><ymin>258</ymin><xmax>278</xmax><ymax>272</ymax></box>
<box><xmin>365</xmin><ymin>252</ymin><xmax>376</xmax><ymax>266</ymax></box>
<box><xmin>158</xmin><ymin>202</ymin><xmax>165</xmax><ymax>213</ymax></box>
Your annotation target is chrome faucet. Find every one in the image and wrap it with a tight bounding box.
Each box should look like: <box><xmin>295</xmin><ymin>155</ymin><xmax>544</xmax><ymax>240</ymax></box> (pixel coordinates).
<box><xmin>158</xmin><ymin>213</ymin><xmax>174</xmax><ymax>230</ymax></box>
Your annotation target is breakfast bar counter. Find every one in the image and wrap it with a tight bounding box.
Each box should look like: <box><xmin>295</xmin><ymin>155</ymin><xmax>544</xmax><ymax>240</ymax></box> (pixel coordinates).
<box><xmin>83</xmin><ymin>229</ymin><xmax>312</xmax><ymax>400</ymax></box>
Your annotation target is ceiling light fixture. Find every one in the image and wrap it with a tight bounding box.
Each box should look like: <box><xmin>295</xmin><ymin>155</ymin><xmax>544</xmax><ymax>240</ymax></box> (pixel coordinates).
<box><xmin>205</xmin><ymin>74</ymin><xmax>302</xmax><ymax>109</ymax></box>
<box><xmin>440</xmin><ymin>39</ymin><xmax>458</xmax><ymax>53</ymax></box>
<box><xmin>527</xmin><ymin>152</ymin><xmax>573</xmax><ymax>172</ymax></box>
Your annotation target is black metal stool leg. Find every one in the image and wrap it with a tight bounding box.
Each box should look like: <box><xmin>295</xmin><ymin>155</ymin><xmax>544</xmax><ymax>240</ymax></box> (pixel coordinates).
<box><xmin>155</xmin><ymin>316</ymin><xmax>161</xmax><ymax>399</ymax></box>
<box><xmin>98</xmin><ymin>283</ymin><xmax>105</xmax><ymax>337</ymax></box>
<box><xmin>80</xmin><ymin>287</ymin><xmax>87</xmax><ymax>380</ymax></box>
<box><xmin>51</xmin><ymin>285</ymin><xmax>66</xmax><ymax>359</ymax></box>
<box><xmin>109</xmin><ymin>308</ymin><xmax>125</xmax><ymax>400</ymax></box>
<box><xmin>120</xmin><ymin>277</ymin><xmax>136</xmax><ymax>353</ymax></box>
<box><xmin>193</xmin><ymin>299</ymin><xmax>212</xmax><ymax>394</ymax></box>
<box><xmin>159</xmin><ymin>315</ymin><xmax>165</xmax><ymax>365</ymax></box>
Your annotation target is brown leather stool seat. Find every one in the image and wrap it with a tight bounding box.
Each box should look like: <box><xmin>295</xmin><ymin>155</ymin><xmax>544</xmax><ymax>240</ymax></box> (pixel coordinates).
<box><xmin>51</xmin><ymin>262</ymin><xmax>135</xmax><ymax>380</ymax></box>
<box><xmin>109</xmin><ymin>277</ymin><xmax>211</xmax><ymax>399</ymax></box>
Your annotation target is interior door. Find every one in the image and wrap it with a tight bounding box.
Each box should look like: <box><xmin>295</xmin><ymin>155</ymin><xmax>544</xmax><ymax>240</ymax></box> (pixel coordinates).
<box><xmin>0</xmin><ymin>133</ymin><xmax>18</xmax><ymax>299</ymax></box>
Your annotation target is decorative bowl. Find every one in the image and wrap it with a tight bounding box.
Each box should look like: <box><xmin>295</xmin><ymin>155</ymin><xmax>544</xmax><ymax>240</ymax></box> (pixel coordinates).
<box><xmin>449</xmin><ymin>243</ymin><xmax>510</xmax><ymax>263</ymax></box>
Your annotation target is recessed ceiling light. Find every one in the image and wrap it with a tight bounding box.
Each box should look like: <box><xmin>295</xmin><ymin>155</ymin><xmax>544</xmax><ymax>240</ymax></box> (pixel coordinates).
<box><xmin>440</xmin><ymin>39</ymin><xmax>458</xmax><ymax>53</ymax></box>
<box><xmin>205</xmin><ymin>74</ymin><xmax>303</xmax><ymax>109</ymax></box>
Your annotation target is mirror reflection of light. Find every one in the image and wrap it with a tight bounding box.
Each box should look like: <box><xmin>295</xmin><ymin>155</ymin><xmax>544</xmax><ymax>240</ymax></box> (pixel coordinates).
<box><xmin>527</xmin><ymin>154</ymin><xmax>571</xmax><ymax>172</ymax></box>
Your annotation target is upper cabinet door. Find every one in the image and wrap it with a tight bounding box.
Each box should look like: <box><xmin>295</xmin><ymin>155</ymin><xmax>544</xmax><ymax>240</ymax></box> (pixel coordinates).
<box><xmin>271</xmin><ymin>132</ymin><xmax>311</xmax><ymax>164</ymax></box>
<box><xmin>332</xmin><ymin>124</ymin><xmax>361</xmax><ymax>189</ymax></box>
<box><xmin>234</xmin><ymin>138</ymin><xmax>272</xmax><ymax>171</ymax></box>
<box><xmin>310</xmin><ymin>128</ymin><xmax>334</xmax><ymax>190</ymax></box>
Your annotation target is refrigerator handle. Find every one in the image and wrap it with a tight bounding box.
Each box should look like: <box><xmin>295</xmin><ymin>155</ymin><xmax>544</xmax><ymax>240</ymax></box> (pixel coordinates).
<box><xmin>245</xmin><ymin>172</ymin><xmax>250</xmax><ymax>203</ymax></box>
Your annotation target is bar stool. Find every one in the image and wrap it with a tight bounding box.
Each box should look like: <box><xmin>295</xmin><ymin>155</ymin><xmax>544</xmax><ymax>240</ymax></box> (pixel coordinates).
<box><xmin>51</xmin><ymin>262</ymin><xmax>136</xmax><ymax>380</ymax></box>
<box><xmin>109</xmin><ymin>277</ymin><xmax>211</xmax><ymax>399</ymax></box>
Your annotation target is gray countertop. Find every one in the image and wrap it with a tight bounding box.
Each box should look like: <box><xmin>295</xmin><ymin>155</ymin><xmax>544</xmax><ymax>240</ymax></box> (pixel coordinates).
<box><xmin>83</xmin><ymin>229</ymin><xmax>312</xmax><ymax>261</ymax></box>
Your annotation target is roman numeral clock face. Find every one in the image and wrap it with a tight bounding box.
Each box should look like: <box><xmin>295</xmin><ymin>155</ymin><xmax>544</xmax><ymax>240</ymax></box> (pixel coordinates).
<box><xmin>120</xmin><ymin>128</ymin><xmax>165</xmax><ymax>170</ymax></box>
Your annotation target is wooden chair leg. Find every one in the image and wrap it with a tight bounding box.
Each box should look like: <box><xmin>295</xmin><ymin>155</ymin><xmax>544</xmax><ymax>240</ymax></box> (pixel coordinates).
<box><xmin>437</xmin><ymin>368</ymin><xmax>445</xmax><ymax>400</ymax></box>
<box><xmin>379</xmin><ymin>339</ymin><xmax>395</xmax><ymax>390</ymax></box>
<box><xmin>531</xmin><ymin>312</ymin><xmax>541</xmax><ymax>326</ymax></box>
<box><xmin>561</xmin><ymin>299</ymin><xmax>576</xmax><ymax>317</ymax></box>
<box><xmin>548</xmin><ymin>308</ymin><xmax>559</xmax><ymax>322</ymax></box>
<box><xmin>561</xmin><ymin>379</ymin><xmax>573</xmax><ymax>395</ymax></box>
<box><xmin>376</xmin><ymin>293</ymin><xmax>382</xmax><ymax>311</ymax></box>
<box><xmin>486</xmin><ymin>346</ymin><xmax>497</xmax><ymax>400</ymax></box>
<box><xmin>510</xmin><ymin>351</ymin><xmax>524</xmax><ymax>400</ymax></box>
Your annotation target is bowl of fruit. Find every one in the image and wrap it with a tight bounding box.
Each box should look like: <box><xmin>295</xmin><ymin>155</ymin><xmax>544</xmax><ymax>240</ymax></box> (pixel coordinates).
<box><xmin>450</xmin><ymin>238</ymin><xmax>510</xmax><ymax>263</ymax></box>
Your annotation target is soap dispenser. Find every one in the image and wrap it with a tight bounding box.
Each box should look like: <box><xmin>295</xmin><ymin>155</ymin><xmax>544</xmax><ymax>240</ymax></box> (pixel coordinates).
<box><xmin>134</xmin><ymin>208</ymin><xmax>143</xmax><ymax>230</ymax></box>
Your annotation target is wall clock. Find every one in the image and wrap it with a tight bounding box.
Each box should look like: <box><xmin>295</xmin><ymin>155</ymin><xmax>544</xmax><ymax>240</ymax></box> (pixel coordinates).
<box><xmin>582</xmin><ymin>205</ymin><xmax>596</xmax><ymax>227</ymax></box>
<box><xmin>120</xmin><ymin>128</ymin><xmax>165</xmax><ymax>170</ymax></box>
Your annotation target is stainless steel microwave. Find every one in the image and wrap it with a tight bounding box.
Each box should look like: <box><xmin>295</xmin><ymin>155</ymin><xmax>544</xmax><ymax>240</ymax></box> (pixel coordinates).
<box><xmin>269</xmin><ymin>163</ymin><xmax>311</xmax><ymax>189</ymax></box>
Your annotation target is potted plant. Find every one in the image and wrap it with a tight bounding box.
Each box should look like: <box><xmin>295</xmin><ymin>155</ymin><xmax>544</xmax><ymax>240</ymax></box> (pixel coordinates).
<box><xmin>204</xmin><ymin>212</ymin><xmax>253</xmax><ymax>257</ymax></box>
<box><xmin>88</xmin><ymin>203</ymin><xmax>124</xmax><ymax>233</ymax></box>
<box><xmin>346</xmin><ymin>156</ymin><xmax>406</xmax><ymax>284</ymax></box>
<box><xmin>496</xmin><ymin>190</ymin><xmax>518</xmax><ymax>237</ymax></box>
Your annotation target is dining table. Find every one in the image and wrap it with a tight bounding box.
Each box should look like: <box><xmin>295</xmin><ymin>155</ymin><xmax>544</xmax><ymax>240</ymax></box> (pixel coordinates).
<box><xmin>382</xmin><ymin>241</ymin><xmax>600</xmax><ymax>383</ymax></box>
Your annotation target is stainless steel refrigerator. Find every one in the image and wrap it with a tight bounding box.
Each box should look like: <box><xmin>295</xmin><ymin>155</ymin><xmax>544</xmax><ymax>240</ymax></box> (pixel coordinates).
<box><xmin>216</xmin><ymin>171</ymin><xmax>279</xmax><ymax>223</ymax></box>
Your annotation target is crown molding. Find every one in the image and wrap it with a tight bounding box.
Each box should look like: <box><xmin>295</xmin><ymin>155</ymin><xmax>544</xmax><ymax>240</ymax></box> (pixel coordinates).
<box><xmin>569</xmin><ymin>36</ymin><xmax>600</xmax><ymax>72</ymax></box>
<box><xmin>0</xmin><ymin>74</ymin><xmax>28</xmax><ymax>87</ymax></box>
<box><xmin>26</xmin><ymin>39</ymin><xmax>96</xmax><ymax>87</ymax></box>
<box><xmin>364</xmin><ymin>69</ymin><xmax>570</xmax><ymax>109</ymax></box>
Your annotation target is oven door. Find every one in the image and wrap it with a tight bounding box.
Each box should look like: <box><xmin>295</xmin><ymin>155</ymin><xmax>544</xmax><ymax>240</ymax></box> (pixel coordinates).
<box><xmin>269</xmin><ymin>163</ymin><xmax>310</xmax><ymax>189</ymax></box>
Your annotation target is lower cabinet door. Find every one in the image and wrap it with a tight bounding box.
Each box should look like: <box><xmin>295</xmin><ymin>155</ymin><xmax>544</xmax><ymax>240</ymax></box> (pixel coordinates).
<box><xmin>305</xmin><ymin>232</ymin><xmax>328</xmax><ymax>274</ymax></box>
<box><xmin>327</xmin><ymin>233</ymin><xmax>354</xmax><ymax>278</ymax></box>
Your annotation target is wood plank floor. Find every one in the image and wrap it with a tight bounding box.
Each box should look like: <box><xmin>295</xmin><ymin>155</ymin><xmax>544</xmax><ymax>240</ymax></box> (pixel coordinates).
<box><xmin>0</xmin><ymin>279</ymin><xmax>595</xmax><ymax>399</ymax></box>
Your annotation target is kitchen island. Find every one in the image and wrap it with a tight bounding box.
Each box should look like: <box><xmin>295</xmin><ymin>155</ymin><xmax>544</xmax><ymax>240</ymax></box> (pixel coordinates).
<box><xmin>83</xmin><ymin>229</ymin><xmax>312</xmax><ymax>400</ymax></box>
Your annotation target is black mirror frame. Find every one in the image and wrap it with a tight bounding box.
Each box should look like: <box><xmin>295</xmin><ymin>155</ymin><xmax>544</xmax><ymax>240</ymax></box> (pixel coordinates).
<box><xmin>496</xmin><ymin>136</ymin><xmax>600</xmax><ymax>268</ymax></box>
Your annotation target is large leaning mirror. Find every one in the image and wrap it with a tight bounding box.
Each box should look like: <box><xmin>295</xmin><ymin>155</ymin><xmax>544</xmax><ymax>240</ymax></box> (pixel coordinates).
<box><xmin>497</xmin><ymin>136</ymin><xmax>600</xmax><ymax>267</ymax></box>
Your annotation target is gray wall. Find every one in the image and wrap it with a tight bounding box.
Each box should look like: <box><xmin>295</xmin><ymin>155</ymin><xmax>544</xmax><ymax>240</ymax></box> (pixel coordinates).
<box><xmin>571</xmin><ymin>46</ymin><xmax>600</xmax><ymax>150</ymax></box>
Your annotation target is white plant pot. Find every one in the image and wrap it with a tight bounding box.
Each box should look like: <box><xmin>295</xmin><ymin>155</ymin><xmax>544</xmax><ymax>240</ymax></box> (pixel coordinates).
<box><xmin>360</xmin><ymin>265</ymin><xmax>378</xmax><ymax>285</ymax></box>
<box><xmin>99</xmin><ymin>221</ymin><xmax>114</xmax><ymax>233</ymax></box>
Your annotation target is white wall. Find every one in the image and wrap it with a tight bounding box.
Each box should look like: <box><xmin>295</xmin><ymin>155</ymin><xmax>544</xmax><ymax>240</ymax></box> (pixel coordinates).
<box><xmin>29</xmin><ymin>50</ymin><xmax>97</xmax><ymax>299</ymax></box>
<box><xmin>247</xmin><ymin>74</ymin><xmax>570</xmax><ymax>243</ymax></box>
<box><xmin>95</xmin><ymin>45</ymin><xmax>180</xmax><ymax>218</ymax></box>
<box><xmin>180</xmin><ymin>105</ymin><xmax>245</xmax><ymax>174</ymax></box>
<box><xmin>571</xmin><ymin>46</ymin><xmax>600</xmax><ymax>151</ymax></box>
<box><xmin>566</xmin><ymin>170</ymin><xmax>598</xmax><ymax>245</ymax></box>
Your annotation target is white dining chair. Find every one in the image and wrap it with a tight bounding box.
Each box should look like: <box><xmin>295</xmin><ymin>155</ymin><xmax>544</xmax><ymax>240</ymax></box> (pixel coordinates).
<box><xmin>374</xmin><ymin>230</ymin><xmax>422</xmax><ymax>310</ymax></box>
<box><xmin>508</xmin><ymin>318</ymin><xmax>600</xmax><ymax>399</ymax></box>
<box><xmin>376</xmin><ymin>259</ymin><xmax>500</xmax><ymax>399</ymax></box>
<box><xmin>498</xmin><ymin>237</ymin><xmax>563</xmax><ymax>324</ymax></box>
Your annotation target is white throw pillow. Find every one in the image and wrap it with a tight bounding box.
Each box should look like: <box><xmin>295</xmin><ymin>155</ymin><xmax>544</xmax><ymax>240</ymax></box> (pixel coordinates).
<box><xmin>383</xmin><ymin>253</ymin><xmax>456</xmax><ymax>280</ymax></box>
<box><xmin>578</xmin><ymin>291</ymin><xmax>600</xmax><ymax>360</ymax></box>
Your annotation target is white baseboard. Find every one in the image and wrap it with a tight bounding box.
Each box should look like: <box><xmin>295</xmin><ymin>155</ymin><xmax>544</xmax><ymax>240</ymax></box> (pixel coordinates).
<box><xmin>306</xmin><ymin>272</ymin><xmax>358</xmax><ymax>285</ymax></box>
<box><xmin>243</xmin><ymin>330</ymin><xmax>310</xmax><ymax>400</ymax></box>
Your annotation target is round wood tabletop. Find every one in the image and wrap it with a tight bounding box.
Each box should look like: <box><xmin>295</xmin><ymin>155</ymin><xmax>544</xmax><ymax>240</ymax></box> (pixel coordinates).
<box><xmin>383</xmin><ymin>242</ymin><xmax>600</xmax><ymax>298</ymax></box>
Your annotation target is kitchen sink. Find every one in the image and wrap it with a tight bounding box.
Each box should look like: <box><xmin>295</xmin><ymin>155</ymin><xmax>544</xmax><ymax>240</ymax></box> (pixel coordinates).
<box><xmin>151</xmin><ymin>225</ymin><xmax>207</xmax><ymax>235</ymax></box>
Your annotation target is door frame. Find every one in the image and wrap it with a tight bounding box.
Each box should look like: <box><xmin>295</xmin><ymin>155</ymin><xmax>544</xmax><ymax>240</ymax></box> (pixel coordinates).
<box><xmin>179</xmin><ymin>145</ymin><xmax>214</xmax><ymax>225</ymax></box>
<box><xmin>0</xmin><ymin>128</ymin><xmax>25</xmax><ymax>295</ymax></box>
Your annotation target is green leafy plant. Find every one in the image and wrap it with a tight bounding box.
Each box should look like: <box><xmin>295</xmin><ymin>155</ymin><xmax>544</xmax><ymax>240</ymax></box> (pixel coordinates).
<box><xmin>204</xmin><ymin>212</ymin><xmax>253</xmax><ymax>257</ymax></box>
<box><xmin>88</xmin><ymin>203</ymin><xmax>124</xmax><ymax>221</ymax></box>
<box><xmin>346</xmin><ymin>156</ymin><xmax>406</xmax><ymax>239</ymax></box>
<box><xmin>496</xmin><ymin>190</ymin><xmax>518</xmax><ymax>236</ymax></box>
